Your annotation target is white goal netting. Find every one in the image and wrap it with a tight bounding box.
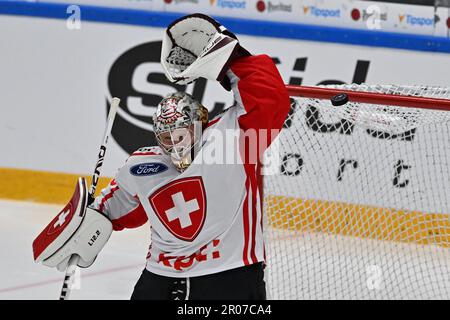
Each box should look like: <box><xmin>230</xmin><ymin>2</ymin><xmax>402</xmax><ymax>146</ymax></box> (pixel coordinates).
<box><xmin>264</xmin><ymin>84</ymin><xmax>450</xmax><ymax>300</ymax></box>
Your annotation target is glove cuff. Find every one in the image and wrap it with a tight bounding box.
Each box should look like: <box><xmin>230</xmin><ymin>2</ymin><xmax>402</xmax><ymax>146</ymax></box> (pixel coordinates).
<box><xmin>218</xmin><ymin>44</ymin><xmax>251</xmax><ymax>91</ymax></box>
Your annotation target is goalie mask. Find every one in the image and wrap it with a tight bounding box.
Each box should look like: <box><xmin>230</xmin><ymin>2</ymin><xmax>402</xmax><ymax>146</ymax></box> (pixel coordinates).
<box><xmin>153</xmin><ymin>92</ymin><xmax>208</xmax><ymax>171</ymax></box>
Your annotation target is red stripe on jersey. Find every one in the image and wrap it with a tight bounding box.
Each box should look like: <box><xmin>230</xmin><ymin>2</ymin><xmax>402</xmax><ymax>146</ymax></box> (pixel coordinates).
<box><xmin>98</xmin><ymin>185</ymin><xmax>120</xmax><ymax>213</ymax></box>
<box><xmin>206</xmin><ymin>117</ymin><xmax>221</xmax><ymax>129</ymax></box>
<box><xmin>242</xmin><ymin>177</ymin><xmax>250</xmax><ymax>266</ymax></box>
<box><xmin>246</xmin><ymin>163</ymin><xmax>259</xmax><ymax>264</ymax></box>
<box><xmin>111</xmin><ymin>203</ymin><xmax>148</xmax><ymax>231</ymax></box>
<box><xmin>257</xmin><ymin>163</ymin><xmax>266</xmax><ymax>262</ymax></box>
<box><xmin>250</xmin><ymin>170</ymin><xmax>258</xmax><ymax>264</ymax></box>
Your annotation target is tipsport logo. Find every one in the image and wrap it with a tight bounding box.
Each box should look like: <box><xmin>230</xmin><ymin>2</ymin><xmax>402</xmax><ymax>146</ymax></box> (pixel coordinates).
<box><xmin>399</xmin><ymin>14</ymin><xmax>435</xmax><ymax>27</ymax></box>
<box><xmin>303</xmin><ymin>6</ymin><xmax>341</xmax><ymax>19</ymax></box>
<box><xmin>210</xmin><ymin>0</ymin><xmax>246</xmax><ymax>10</ymax></box>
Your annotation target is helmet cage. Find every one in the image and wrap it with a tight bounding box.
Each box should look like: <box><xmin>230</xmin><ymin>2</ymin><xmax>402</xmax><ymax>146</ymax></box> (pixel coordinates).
<box><xmin>153</xmin><ymin>92</ymin><xmax>208</xmax><ymax>170</ymax></box>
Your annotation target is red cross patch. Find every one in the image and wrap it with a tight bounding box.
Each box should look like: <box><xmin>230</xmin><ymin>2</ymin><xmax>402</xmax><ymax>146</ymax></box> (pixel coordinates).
<box><xmin>149</xmin><ymin>176</ymin><xmax>207</xmax><ymax>242</ymax></box>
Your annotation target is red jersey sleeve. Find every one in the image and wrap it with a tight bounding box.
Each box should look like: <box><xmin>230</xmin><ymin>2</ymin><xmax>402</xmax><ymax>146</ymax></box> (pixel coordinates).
<box><xmin>230</xmin><ymin>54</ymin><xmax>290</xmax><ymax>133</ymax></box>
<box><xmin>228</xmin><ymin>54</ymin><xmax>291</xmax><ymax>162</ymax></box>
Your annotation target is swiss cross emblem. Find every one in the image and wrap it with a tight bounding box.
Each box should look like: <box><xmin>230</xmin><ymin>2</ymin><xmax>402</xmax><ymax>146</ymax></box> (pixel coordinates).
<box><xmin>47</xmin><ymin>203</ymin><xmax>74</xmax><ymax>236</ymax></box>
<box><xmin>149</xmin><ymin>176</ymin><xmax>207</xmax><ymax>242</ymax></box>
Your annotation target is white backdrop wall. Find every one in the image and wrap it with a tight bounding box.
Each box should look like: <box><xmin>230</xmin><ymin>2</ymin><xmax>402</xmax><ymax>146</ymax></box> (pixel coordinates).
<box><xmin>0</xmin><ymin>15</ymin><xmax>449</xmax><ymax>183</ymax></box>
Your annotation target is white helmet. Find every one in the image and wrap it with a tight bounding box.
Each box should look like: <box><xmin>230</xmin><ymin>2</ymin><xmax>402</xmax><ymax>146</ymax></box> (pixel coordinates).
<box><xmin>153</xmin><ymin>92</ymin><xmax>208</xmax><ymax>171</ymax></box>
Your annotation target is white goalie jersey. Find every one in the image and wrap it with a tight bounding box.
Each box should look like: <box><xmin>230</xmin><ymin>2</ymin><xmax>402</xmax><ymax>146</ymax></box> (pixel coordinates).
<box><xmin>92</xmin><ymin>55</ymin><xmax>291</xmax><ymax>277</ymax></box>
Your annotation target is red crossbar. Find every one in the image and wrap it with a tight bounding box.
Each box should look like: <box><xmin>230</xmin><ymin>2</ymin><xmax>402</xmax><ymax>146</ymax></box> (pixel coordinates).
<box><xmin>286</xmin><ymin>85</ymin><xmax>450</xmax><ymax>111</ymax></box>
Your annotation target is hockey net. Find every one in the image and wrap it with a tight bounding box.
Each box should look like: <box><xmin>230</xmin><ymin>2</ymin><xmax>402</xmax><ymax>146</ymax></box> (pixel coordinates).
<box><xmin>263</xmin><ymin>84</ymin><xmax>450</xmax><ymax>300</ymax></box>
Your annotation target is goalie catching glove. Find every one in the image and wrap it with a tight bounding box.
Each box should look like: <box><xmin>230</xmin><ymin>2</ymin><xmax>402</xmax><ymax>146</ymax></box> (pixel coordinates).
<box><xmin>161</xmin><ymin>13</ymin><xmax>250</xmax><ymax>90</ymax></box>
<box><xmin>32</xmin><ymin>178</ymin><xmax>113</xmax><ymax>272</ymax></box>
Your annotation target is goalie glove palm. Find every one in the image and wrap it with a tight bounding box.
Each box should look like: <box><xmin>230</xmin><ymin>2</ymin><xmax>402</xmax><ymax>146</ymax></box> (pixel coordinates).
<box><xmin>161</xmin><ymin>13</ymin><xmax>250</xmax><ymax>90</ymax></box>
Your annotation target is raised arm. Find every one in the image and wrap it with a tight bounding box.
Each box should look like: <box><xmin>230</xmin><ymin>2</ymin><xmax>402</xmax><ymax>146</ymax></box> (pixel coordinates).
<box><xmin>229</xmin><ymin>54</ymin><xmax>291</xmax><ymax>135</ymax></box>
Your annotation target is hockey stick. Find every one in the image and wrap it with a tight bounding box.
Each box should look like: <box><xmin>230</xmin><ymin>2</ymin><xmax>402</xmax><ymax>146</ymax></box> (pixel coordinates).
<box><xmin>59</xmin><ymin>97</ymin><xmax>120</xmax><ymax>300</ymax></box>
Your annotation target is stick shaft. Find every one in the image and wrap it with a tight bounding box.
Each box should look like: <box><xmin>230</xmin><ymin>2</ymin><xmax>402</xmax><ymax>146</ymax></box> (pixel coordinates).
<box><xmin>87</xmin><ymin>97</ymin><xmax>120</xmax><ymax>205</ymax></box>
<box><xmin>59</xmin><ymin>255</ymin><xmax>80</xmax><ymax>300</ymax></box>
<box><xmin>59</xmin><ymin>97</ymin><xmax>120</xmax><ymax>300</ymax></box>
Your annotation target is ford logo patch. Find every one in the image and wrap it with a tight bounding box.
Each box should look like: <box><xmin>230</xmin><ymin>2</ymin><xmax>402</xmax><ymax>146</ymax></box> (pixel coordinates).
<box><xmin>130</xmin><ymin>163</ymin><xmax>168</xmax><ymax>176</ymax></box>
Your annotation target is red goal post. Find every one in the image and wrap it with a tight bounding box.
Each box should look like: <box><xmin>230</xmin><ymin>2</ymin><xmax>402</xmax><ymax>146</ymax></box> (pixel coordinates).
<box><xmin>286</xmin><ymin>85</ymin><xmax>450</xmax><ymax>111</ymax></box>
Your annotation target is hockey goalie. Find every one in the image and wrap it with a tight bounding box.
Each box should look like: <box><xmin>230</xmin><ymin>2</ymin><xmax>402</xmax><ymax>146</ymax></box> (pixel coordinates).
<box><xmin>33</xmin><ymin>13</ymin><xmax>290</xmax><ymax>300</ymax></box>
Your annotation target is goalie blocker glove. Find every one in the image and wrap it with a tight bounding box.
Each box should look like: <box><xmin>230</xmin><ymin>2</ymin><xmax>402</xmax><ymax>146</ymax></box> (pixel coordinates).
<box><xmin>32</xmin><ymin>177</ymin><xmax>113</xmax><ymax>272</ymax></box>
<box><xmin>161</xmin><ymin>13</ymin><xmax>250</xmax><ymax>90</ymax></box>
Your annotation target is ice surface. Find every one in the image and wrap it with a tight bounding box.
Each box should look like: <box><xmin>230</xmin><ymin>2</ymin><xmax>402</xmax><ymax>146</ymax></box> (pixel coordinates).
<box><xmin>266</xmin><ymin>228</ymin><xmax>450</xmax><ymax>299</ymax></box>
<box><xmin>0</xmin><ymin>200</ymin><xmax>150</xmax><ymax>300</ymax></box>
<box><xmin>1</xmin><ymin>200</ymin><xmax>448</xmax><ymax>300</ymax></box>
